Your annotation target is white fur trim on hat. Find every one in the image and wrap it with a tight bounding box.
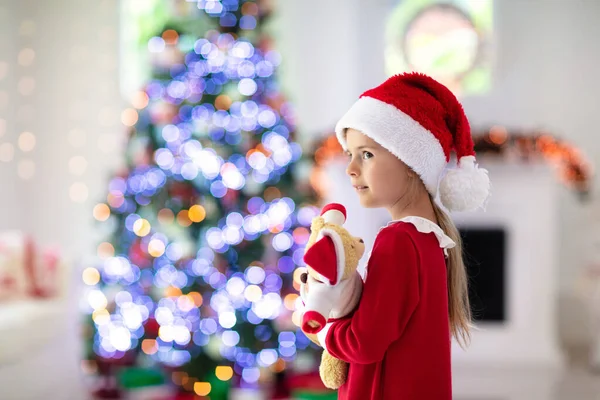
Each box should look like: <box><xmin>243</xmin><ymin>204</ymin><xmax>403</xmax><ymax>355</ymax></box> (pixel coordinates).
<box><xmin>335</xmin><ymin>96</ymin><xmax>447</xmax><ymax>196</ymax></box>
<box><xmin>321</xmin><ymin>209</ymin><xmax>345</xmax><ymax>226</ymax></box>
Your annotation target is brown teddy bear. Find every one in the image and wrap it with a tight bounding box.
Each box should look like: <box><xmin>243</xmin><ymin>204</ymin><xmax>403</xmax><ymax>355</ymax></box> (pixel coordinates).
<box><xmin>298</xmin><ymin>203</ymin><xmax>365</xmax><ymax>389</ymax></box>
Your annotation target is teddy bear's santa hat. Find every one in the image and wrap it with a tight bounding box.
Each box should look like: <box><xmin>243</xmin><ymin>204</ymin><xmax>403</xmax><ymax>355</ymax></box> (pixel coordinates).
<box><xmin>303</xmin><ymin>203</ymin><xmax>347</xmax><ymax>286</ymax></box>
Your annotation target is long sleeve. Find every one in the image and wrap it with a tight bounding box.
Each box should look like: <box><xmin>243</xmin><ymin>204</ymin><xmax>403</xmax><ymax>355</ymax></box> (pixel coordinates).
<box><xmin>321</xmin><ymin>227</ymin><xmax>420</xmax><ymax>364</ymax></box>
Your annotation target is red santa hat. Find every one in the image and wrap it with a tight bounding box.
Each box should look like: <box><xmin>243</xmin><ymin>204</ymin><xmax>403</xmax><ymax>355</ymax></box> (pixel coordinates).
<box><xmin>303</xmin><ymin>204</ymin><xmax>346</xmax><ymax>286</ymax></box>
<box><xmin>335</xmin><ymin>72</ymin><xmax>490</xmax><ymax>212</ymax></box>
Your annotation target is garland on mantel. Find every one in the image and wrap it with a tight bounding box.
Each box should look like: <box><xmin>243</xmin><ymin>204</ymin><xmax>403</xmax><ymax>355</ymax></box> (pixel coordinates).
<box><xmin>309</xmin><ymin>126</ymin><xmax>593</xmax><ymax>199</ymax></box>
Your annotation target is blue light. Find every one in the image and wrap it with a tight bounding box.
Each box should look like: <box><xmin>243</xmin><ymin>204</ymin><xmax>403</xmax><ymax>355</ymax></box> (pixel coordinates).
<box><xmin>168</xmin><ymin>350</ymin><xmax>192</xmax><ymax>367</ymax></box>
<box><xmin>205</xmin><ymin>0</ymin><xmax>224</xmax><ymax>15</ymax></box>
<box><xmin>265</xmin><ymin>50</ymin><xmax>282</xmax><ymax>66</ymax></box>
<box><xmin>181</xmin><ymin>162</ymin><xmax>199</xmax><ymax>180</ymax></box>
<box><xmin>134</xmin><ymin>194</ymin><xmax>151</xmax><ymax>206</ymax></box>
<box><xmin>255</xmin><ymin>60</ymin><xmax>274</xmax><ymax>78</ymax></box>
<box><xmin>252</xmin><ymin>170</ymin><xmax>268</xmax><ymax>183</ymax></box>
<box><xmin>224</xmin><ymin>116</ymin><xmax>242</xmax><ymax>133</ymax></box>
<box><xmin>192</xmin><ymin>104</ymin><xmax>211</xmax><ymax>122</ymax></box>
<box><xmin>167</xmin><ymin>80</ymin><xmax>188</xmax><ymax>100</ymax></box>
<box><xmin>226</xmin><ymin>212</ymin><xmax>244</xmax><ymax>227</ymax></box>
<box><xmin>146</xmin><ymin>81</ymin><xmax>164</xmax><ymax>99</ymax></box>
<box><xmin>212</xmin><ymin>72</ymin><xmax>228</xmax><ymax>85</ymax></box>
<box><xmin>292</xmin><ymin>248</ymin><xmax>306</xmax><ymax>267</ymax></box>
<box><xmin>191</xmin><ymin>259</ymin><xmax>212</xmax><ymax>276</ymax></box>
<box><xmin>199</xmin><ymin>318</ymin><xmax>218</xmax><ymax>335</ymax></box>
<box><xmin>257</xmin><ymin>349</ymin><xmax>278</xmax><ymax>367</ymax></box>
<box><xmin>277</xmin><ymin>256</ymin><xmax>295</xmax><ymax>273</ymax></box>
<box><xmin>264</xmin><ymin>273</ymin><xmax>282</xmax><ymax>291</ymax></box>
<box><xmin>224</xmin><ymin>132</ymin><xmax>242</xmax><ymax>145</ymax></box>
<box><xmin>254</xmin><ymin>325</ymin><xmax>272</xmax><ymax>341</ymax></box>
<box><xmin>146</xmin><ymin>168</ymin><xmax>166</xmax><ymax>188</ymax></box>
<box><xmin>192</xmin><ymin>331</ymin><xmax>209</xmax><ymax>346</ymax></box>
<box><xmin>208</xmin><ymin>271</ymin><xmax>227</xmax><ymax>289</ymax></box>
<box><xmin>155</xmin><ymin>148</ymin><xmax>175</xmax><ymax>169</ymax></box>
<box><xmin>245</xmin><ymin>266</ymin><xmax>265</xmax><ymax>285</ymax></box>
<box><xmin>128</xmin><ymin>175</ymin><xmax>146</xmax><ymax>194</ymax></box>
<box><xmin>278</xmin><ymin>331</ymin><xmax>296</xmax><ymax>346</ymax></box>
<box><xmin>247</xmin><ymin>197</ymin><xmax>264</xmax><ymax>214</ymax></box>
<box><xmin>246</xmin><ymin>309</ymin><xmax>263</xmax><ymax>325</ymax></box>
<box><xmin>279</xmin><ymin>345</ymin><xmax>296</xmax><ymax>357</ymax></box>
<box><xmin>297</xmin><ymin>206</ymin><xmax>318</xmax><ymax>226</ymax></box>
<box><xmin>281</xmin><ymin>197</ymin><xmax>296</xmax><ymax>212</ymax></box>
<box><xmin>231</xmin><ymin>41</ymin><xmax>254</xmax><ymax>59</ymax></box>
<box><xmin>108</xmin><ymin>177</ymin><xmax>127</xmax><ymax>193</ymax></box>
<box><xmin>210</xmin><ymin>180</ymin><xmax>227</xmax><ymax>198</ymax></box>
<box><xmin>272</xmin><ymin>232</ymin><xmax>293</xmax><ymax>252</ymax></box>
<box><xmin>258</xmin><ymin>109</ymin><xmax>276</xmax><ymax>128</ymax></box>
<box><xmin>209</xmin><ymin>127</ymin><xmax>225</xmax><ymax>142</ymax></box>
<box><xmin>213</xmin><ymin>110</ymin><xmax>230</xmax><ymax>127</ymax></box>
<box><xmin>204</xmin><ymin>79</ymin><xmax>217</xmax><ymax>94</ymax></box>
<box><xmin>242</xmin><ymin>367</ymin><xmax>260</xmax><ymax>383</ymax></box>
<box><xmin>295</xmin><ymin>330</ymin><xmax>311</xmax><ymax>349</ymax></box>
<box><xmin>237</xmin><ymin>352</ymin><xmax>256</xmax><ymax>368</ymax></box>
<box><xmin>124</xmin><ymin>214</ymin><xmax>141</xmax><ymax>231</ymax></box>
<box><xmin>193</xmin><ymin>39</ymin><xmax>209</xmax><ymax>55</ymax></box>
<box><xmin>220</xmin><ymin>13</ymin><xmax>237</xmax><ymax>27</ymax></box>
<box><xmin>240</xmin><ymin>101</ymin><xmax>257</xmax><ymax>117</ymax></box>
<box><xmin>222</xmin><ymin>0</ymin><xmax>239</xmax><ymax>11</ymax></box>
<box><xmin>238</xmin><ymin>78</ymin><xmax>257</xmax><ymax>96</ymax></box>
<box><xmin>197</xmin><ymin>246</ymin><xmax>215</xmax><ymax>262</ymax></box>
<box><xmin>290</xmin><ymin>142</ymin><xmax>303</xmax><ymax>161</ymax></box>
<box><xmin>222</xmin><ymin>330</ymin><xmax>240</xmax><ymax>346</ymax></box>
<box><xmin>239</xmin><ymin>15</ymin><xmax>257</xmax><ymax>31</ymax></box>
<box><xmin>193</xmin><ymin>62</ymin><xmax>209</xmax><ymax>78</ymax></box>
<box><xmin>237</xmin><ymin>60</ymin><xmax>256</xmax><ymax>78</ymax></box>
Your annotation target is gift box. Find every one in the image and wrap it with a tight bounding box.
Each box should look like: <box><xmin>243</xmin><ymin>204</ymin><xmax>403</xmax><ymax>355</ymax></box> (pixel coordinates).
<box><xmin>0</xmin><ymin>231</ymin><xmax>61</xmax><ymax>300</ymax></box>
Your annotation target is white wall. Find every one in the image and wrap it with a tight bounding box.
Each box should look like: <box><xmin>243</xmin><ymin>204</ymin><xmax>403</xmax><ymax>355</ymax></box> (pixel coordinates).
<box><xmin>275</xmin><ymin>0</ymin><xmax>600</xmax><ymax>291</ymax></box>
<box><xmin>0</xmin><ymin>0</ymin><xmax>123</xmax><ymax>260</ymax></box>
<box><xmin>0</xmin><ymin>2</ymin><xmax>121</xmax><ymax>395</ymax></box>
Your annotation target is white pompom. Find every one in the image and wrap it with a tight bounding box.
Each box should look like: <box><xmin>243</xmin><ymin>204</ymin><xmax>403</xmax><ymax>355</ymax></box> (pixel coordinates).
<box><xmin>439</xmin><ymin>156</ymin><xmax>490</xmax><ymax>212</ymax></box>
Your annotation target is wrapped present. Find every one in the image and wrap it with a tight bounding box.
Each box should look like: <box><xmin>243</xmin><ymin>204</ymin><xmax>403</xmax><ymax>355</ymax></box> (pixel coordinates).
<box><xmin>0</xmin><ymin>231</ymin><xmax>61</xmax><ymax>300</ymax></box>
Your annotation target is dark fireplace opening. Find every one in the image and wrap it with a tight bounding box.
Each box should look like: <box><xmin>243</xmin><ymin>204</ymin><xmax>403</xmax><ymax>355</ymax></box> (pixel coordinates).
<box><xmin>458</xmin><ymin>227</ymin><xmax>507</xmax><ymax>322</ymax></box>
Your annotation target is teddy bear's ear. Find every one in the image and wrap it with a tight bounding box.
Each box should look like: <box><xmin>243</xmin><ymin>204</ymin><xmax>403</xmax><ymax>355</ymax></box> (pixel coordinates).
<box><xmin>303</xmin><ymin>236</ymin><xmax>338</xmax><ymax>285</ymax></box>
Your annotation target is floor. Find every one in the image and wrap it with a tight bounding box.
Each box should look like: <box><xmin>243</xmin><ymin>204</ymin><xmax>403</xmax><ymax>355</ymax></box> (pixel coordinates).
<box><xmin>453</xmin><ymin>366</ymin><xmax>600</xmax><ymax>400</ymax></box>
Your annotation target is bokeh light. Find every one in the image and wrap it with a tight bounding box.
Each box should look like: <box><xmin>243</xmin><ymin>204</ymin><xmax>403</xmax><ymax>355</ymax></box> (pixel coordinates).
<box><xmin>82</xmin><ymin>267</ymin><xmax>101</xmax><ymax>286</ymax></box>
<box><xmin>18</xmin><ymin>131</ymin><xmax>36</xmax><ymax>152</ymax></box>
<box><xmin>93</xmin><ymin>203</ymin><xmax>111</xmax><ymax>221</ymax></box>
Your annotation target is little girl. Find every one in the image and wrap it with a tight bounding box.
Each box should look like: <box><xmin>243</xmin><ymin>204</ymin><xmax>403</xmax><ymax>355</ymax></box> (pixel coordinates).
<box><xmin>313</xmin><ymin>72</ymin><xmax>491</xmax><ymax>399</ymax></box>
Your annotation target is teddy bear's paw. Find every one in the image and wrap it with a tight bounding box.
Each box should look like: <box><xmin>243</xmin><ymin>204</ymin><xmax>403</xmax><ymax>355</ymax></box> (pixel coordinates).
<box><xmin>319</xmin><ymin>352</ymin><xmax>348</xmax><ymax>390</ymax></box>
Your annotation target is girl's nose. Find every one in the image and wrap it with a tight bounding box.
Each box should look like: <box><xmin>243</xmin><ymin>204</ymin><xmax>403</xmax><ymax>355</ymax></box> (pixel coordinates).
<box><xmin>346</xmin><ymin>160</ymin><xmax>359</xmax><ymax>177</ymax></box>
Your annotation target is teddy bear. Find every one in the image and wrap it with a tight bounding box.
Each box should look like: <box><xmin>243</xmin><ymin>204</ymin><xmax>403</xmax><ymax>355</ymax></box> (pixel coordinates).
<box><xmin>298</xmin><ymin>203</ymin><xmax>365</xmax><ymax>390</ymax></box>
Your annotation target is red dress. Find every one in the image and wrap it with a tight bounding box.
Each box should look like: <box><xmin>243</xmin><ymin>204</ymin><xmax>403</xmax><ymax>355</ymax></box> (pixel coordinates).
<box><xmin>318</xmin><ymin>218</ymin><xmax>455</xmax><ymax>400</ymax></box>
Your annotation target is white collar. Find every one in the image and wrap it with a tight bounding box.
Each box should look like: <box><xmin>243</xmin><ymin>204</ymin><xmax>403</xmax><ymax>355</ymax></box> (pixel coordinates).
<box><xmin>382</xmin><ymin>216</ymin><xmax>456</xmax><ymax>257</ymax></box>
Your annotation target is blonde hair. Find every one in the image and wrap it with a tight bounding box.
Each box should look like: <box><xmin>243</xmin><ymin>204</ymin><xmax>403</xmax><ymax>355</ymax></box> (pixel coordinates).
<box><xmin>405</xmin><ymin>170</ymin><xmax>472</xmax><ymax>349</ymax></box>
<box><xmin>430</xmin><ymin>194</ymin><xmax>472</xmax><ymax>349</ymax></box>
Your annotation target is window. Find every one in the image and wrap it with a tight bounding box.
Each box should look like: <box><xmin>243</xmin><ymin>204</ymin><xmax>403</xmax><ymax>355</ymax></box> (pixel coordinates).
<box><xmin>385</xmin><ymin>0</ymin><xmax>493</xmax><ymax>96</ymax></box>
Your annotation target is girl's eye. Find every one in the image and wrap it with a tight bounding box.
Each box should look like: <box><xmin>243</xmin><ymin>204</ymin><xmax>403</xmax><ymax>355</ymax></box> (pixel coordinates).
<box><xmin>362</xmin><ymin>151</ymin><xmax>373</xmax><ymax>160</ymax></box>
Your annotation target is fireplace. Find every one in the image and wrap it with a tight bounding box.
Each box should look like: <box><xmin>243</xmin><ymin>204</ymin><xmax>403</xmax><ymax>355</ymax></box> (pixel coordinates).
<box><xmin>449</xmin><ymin>161</ymin><xmax>564</xmax><ymax>369</ymax></box>
<box><xmin>460</xmin><ymin>227</ymin><xmax>507</xmax><ymax>323</ymax></box>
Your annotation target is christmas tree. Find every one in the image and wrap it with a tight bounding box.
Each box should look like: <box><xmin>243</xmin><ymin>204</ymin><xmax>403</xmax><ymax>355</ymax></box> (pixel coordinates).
<box><xmin>84</xmin><ymin>0</ymin><xmax>319</xmax><ymax>397</ymax></box>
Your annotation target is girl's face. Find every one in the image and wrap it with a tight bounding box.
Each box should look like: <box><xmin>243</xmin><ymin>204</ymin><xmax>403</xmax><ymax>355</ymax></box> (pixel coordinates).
<box><xmin>345</xmin><ymin>128</ymin><xmax>413</xmax><ymax>209</ymax></box>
